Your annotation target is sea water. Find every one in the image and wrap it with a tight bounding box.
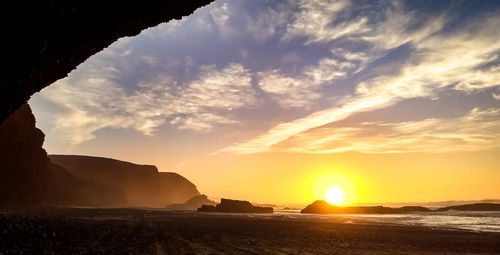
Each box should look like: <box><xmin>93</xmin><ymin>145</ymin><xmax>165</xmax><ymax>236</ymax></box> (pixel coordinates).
<box><xmin>272</xmin><ymin>210</ymin><xmax>500</xmax><ymax>232</ymax></box>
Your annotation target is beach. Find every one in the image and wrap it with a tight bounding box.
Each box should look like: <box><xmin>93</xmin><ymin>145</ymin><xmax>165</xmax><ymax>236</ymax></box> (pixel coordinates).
<box><xmin>1</xmin><ymin>208</ymin><xmax>499</xmax><ymax>254</ymax></box>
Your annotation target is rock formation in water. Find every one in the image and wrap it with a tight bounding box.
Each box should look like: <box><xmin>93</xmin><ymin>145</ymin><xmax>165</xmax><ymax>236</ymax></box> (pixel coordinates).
<box><xmin>49</xmin><ymin>155</ymin><xmax>200</xmax><ymax>207</ymax></box>
<box><xmin>165</xmin><ymin>195</ymin><xmax>216</xmax><ymax>211</ymax></box>
<box><xmin>300</xmin><ymin>200</ymin><xmax>430</xmax><ymax>214</ymax></box>
<box><xmin>0</xmin><ymin>104</ymin><xmax>127</xmax><ymax>206</ymax></box>
<box><xmin>0</xmin><ymin>1</ymin><xmax>214</xmax><ymax>123</ymax></box>
<box><xmin>436</xmin><ymin>203</ymin><xmax>500</xmax><ymax>212</ymax></box>
<box><xmin>198</xmin><ymin>199</ymin><xmax>273</xmax><ymax>213</ymax></box>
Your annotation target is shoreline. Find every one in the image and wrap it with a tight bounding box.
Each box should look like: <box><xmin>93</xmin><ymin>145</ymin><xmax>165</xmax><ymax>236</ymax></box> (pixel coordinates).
<box><xmin>1</xmin><ymin>208</ymin><xmax>500</xmax><ymax>254</ymax></box>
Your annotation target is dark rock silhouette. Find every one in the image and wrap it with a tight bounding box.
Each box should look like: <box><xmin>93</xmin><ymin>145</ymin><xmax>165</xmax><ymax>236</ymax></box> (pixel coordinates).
<box><xmin>301</xmin><ymin>200</ymin><xmax>430</xmax><ymax>214</ymax></box>
<box><xmin>0</xmin><ymin>104</ymin><xmax>51</xmax><ymax>205</ymax></box>
<box><xmin>0</xmin><ymin>1</ymin><xmax>213</xmax><ymax>124</ymax></box>
<box><xmin>49</xmin><ymin>155</ymin><xmax>200</xmax><ymax>207</ymax></box>
<box><xmin>198</xmin><ymin>199</ymin><xmax>273</xmax><ymax>213</ymax></box>
<box><xmin>46</xmin><ymin>164</ymin><xmax>127</xmax><ymax>207</ymax></box>
<box><xmin>436</xmin><ymin>203</ymin><xmax>500</xmax><ymax>212</ymax></box>
<box><xmin>165</xmin><ymin>195</ymin><xmax>217</xmax><ymax>211</ymax></box>
<box><xmin>0</xmin><ymin>104</ymin><xmax>126</xmax><ymax>206</ymax></box>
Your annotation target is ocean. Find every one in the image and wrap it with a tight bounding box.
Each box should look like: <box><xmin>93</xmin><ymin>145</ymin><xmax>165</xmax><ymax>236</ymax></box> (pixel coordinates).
<box><xmin>272</xmin><ymin>210</ymin><xmax>500</xmax><ymax>232</ymax></box>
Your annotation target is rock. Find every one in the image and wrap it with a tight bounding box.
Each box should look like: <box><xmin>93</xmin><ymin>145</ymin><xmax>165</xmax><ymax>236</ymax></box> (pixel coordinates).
<box><xmin>436</xmin><ymin>203</ymin><xmax>500</xmax><ymax>212</ymax></box>
<box><xmin>0</xmin><ymin>104</ymin><xmax>126</xmax><ymax>206</ymax></box>
<box><xmin>300</xmin><ymin>200</ymin><xmax>430</xmax><ymax>214</ymax></box>
<box><xmin>46</xmin><ymin>163</ymin><xmax>127</xmax><ymax>207</ymax></box>
<box><xmin>158</xmin><ymin>173</ymin><xmax>200</xmax><ymax>205</ymax></box>
<box><xmin>198</xmin><ymin>199</ymin><xmax>273</xmax><ymax>213</ymax></box>
<box><xmin>0</xmin><ymin>0</ymin><xmax>214</xmax><ymax>123</ymax></box>
<box><xmin>49</xmin><ymin>155</ymin><xmax>200</xmax><ymax>207</ymax></box>
<box><xmin>49</xmin><ymin>155</ymin><xmax>161</xmax><ymax>207</ymax></box>
<box><xmin>165</xmin><ymin>195</ymin><xmax>216</xmax><ymax>211</ymax></box>
<box><xmin>0</xmin><ymin>104</ymin><xmax>50</xmax><ymax>205</ymax></box>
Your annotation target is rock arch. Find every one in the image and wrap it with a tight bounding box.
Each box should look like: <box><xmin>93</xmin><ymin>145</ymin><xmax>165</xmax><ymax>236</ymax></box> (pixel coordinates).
<box><xmin>0</xmin><ymin>1</ymin><xmax>213</xmax><ymax>205</ymax></box>
<box><xmin>0</xmin><ymin>0</ymin><xmax>213</xmax><ymax>123</ymax></box>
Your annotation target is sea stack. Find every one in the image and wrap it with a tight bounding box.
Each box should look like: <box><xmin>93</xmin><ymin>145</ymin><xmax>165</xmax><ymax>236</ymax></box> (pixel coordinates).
<box><xmin>198</xmin><ymin>198</ymin><xmax>273</xmax><ymax>213</ymax></box>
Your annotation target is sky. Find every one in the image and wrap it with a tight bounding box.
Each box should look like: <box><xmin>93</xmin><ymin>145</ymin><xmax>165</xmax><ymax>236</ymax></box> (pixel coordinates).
<box><xmin>30</xmin><ymin>0</ymin><xmax>500</xmax><ymax>205</ymax></box>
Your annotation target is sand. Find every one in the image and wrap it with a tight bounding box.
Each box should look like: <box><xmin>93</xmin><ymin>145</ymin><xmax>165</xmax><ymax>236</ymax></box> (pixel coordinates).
<box><xmin>0</xmin><ymin>208</ymin><xmax>499</xmax><ymax>254</ymax></box>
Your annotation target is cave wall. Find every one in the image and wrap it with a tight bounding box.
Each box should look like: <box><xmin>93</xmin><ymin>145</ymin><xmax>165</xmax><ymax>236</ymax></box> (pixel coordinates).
<box><xmin>0</xmin><ymin>1</ymin><xmax>213</xmax><ymax>206</ymax></box>
<box><xmin>0</xmin><ymin>0</ymin><xmax>214</xmax><ymax>123</ymax></box>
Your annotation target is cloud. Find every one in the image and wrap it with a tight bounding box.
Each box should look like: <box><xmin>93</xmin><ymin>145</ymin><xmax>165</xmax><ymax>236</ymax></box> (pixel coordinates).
<box><xmin>165</xmin><ymin>63</ymin><xmax>255</xmax><ymax>131</ymax></box>
<box><xmin>220</xmin><ymin>5</ymin><xmax>500</xmax><ymax>155</ymax></box>
<box><xmin>493</xmin><ymin>93</ymin><xmax>500</xmax><ymax>101</ymax></box>
<box><xmin>258</xmin><ymin>50</ymin><xmax>361</xmax><ymax>108</ymax></box>
<box><xmin>209</xmin><ymin>2</ymin><xmax>233</xmax><ymax>36</ymax></box>
<box><xmin>32</xmin><ymin>0</ymin><xmax>500</xmax><ymax>156</ymax></box>
<box><xmin>282</xmin><ymin>0</ymin><xmax>370</xmax><ymax>44</ymax></box>
<box><xmin>40</xmin><ymin>62</ymin><xmax>255</xmax><ymax>145</ymax></box>
<box><xmin>272</xmin><ymin>108</ymin><xmax>500</xmax><ymax>153</ymax></box>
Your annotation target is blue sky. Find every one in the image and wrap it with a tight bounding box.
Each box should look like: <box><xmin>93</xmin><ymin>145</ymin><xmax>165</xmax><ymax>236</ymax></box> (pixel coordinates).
<box><xmin>30</xmin><ymin>0</ymin><xmax>500</xmax><ymax>166</ymax></box>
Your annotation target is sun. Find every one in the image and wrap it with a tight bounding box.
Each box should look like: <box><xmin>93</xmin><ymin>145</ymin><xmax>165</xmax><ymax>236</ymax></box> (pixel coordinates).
<box><xmin>311</xmin><ymin>173</ymin><xmax>357</xmax><ymax>206</ymax></box>
<box><xmin>325</xmin><ymin>185</ymin><xmax>345</xmax><ymax>205</ymax></box>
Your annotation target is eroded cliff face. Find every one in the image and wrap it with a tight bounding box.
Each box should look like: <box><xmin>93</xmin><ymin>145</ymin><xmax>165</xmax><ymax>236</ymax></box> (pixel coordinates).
<box><xmin>50</xmin><ymin>155</ymin><xmax>200</xmax><ymax>207</ymax></box>
<box><xmin>0</xmin><ymin>0</ymin><xmax>214</xmax><ymax>123</ymax></box>
<box><xmin>0</xmin><ymin>105</ymin><xmax>127</xmax><ymax>206</ymax></box>
<box><xmin>158</xmin><ymin>172</ymin><xmax>200</xmax><ymax>204</ymax></box>
<box><xmin>50</xmin><ymin>155</ymin><xmax>162</xmax><ymax>207</ymax></box>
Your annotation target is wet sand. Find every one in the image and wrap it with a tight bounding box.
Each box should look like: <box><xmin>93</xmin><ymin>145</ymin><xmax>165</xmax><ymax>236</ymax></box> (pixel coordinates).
<box><xmin>1</xmin><ymin>208</ymin><xmax>499</xmax><ymax>254</ymax></box>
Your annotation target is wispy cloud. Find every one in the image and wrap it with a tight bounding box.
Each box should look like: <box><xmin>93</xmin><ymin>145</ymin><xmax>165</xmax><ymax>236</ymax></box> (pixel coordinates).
<box><xmin>31</xmin><ymin>0</ymin><xmax>500</xmax><ymax>156</ymax></box>
<box><xmin>258</xmin><ymin>51</ymin><xmax>358</xmax><ymax>108</ymax></box>
<box><xmin>40</xmin><ymin>61</ymin><xmax>255</xmax><ymax>145</ymax></box>
<box><xmin>220</xmin><ymin>5</ymin><xmax>500</xmax><ymax>154</ymax></box>
<box><xmin>273</xmin><ymin>108</ymin><xmax>500</xmax><ymax>153</ymax></box>
<box><xmin>493</xmin><ymin>93</ymin><xmax>500</xmax><ymax>101</ymax></box>
<box><xmin>282</xmin><ymin>0</ymin><xmax>369</xmax><ymax>44</ymax></box>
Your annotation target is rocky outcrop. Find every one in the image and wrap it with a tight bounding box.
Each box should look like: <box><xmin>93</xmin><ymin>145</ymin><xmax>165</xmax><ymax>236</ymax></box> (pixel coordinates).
<box><xmin>165</xmin><ymin>195</ymin><xmax>216</xmax><ymax>211</ymax></box>
<box><xmin>0</xmin><ymin>104</ymin><xmax>126</xmax><ymax>206</ymax></box>
<box><xmin>49</xmin><ymin>155</ymin><xmax>200</xmax><ymax>207</ymax></box>
<box><xmin>300</xmin><ymin>200</ymin><xmax>430</xmax><ymax>214</ymax></box>
<box><xmin>436</xmin><ymin>203</ymin><xmax>500</xmax><ymax>212</ymax></box>
<box><xmin>198</xmin><ymin>199</ymin><xmax>273</xmax><ymax>213</ymax></box>
<box><xmin>0</xmin><ymin>1</ymin><xmax>214</xmax><ymax>124</ymax></box>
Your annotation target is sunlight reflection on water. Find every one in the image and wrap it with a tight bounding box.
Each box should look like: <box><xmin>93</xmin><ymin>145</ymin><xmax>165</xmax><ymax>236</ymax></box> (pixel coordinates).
<box><xmin>274</xmin><ymin>210</ymin><xmax>500</xmax><ymax>232</ymax></box>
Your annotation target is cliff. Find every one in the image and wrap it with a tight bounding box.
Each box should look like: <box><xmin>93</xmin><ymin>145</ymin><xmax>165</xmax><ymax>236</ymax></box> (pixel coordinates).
<box><xmin>49</xmin><ymin>155</ymin><xmax>161</xmax><ymax>207</ymax></box>
<box><xmin>300</xmin><ymin>200</ymin><xmax>430</xmax><ymax>214</ymax></box>
<box><xmin>49</xmin><ymin>155</ymin><xmax>200</xmax><ymax>207</ymax></box>
<box><xmin>165</xmin><ymin>195</ymin><xmax>216</xmax><ymax>211</ymax></box>
<box><xmin>158</xmin><ymin>172</ymin><xmax>200</xmax><ymax>204</ymax></box>
<box><xmin>198</xmin><ymin>199</ymin><xmax>273</xmax><ymax>213</ymax></box>
<box><xmin>0</xmin><ymin>104</ymin><xmax>126</xmax><ymax>206</ymax></box>
<box><xmin>0</xmin><ymin>0</ymin><xmax>214</xmax><ymax>123</ymax></box>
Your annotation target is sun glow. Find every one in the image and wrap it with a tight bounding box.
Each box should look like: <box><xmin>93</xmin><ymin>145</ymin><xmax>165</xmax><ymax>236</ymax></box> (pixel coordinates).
<box><xmin>325</xmin><ymin>186</ymin><xmax>344</xmax><ymax>205</ymax></box>
<box><xmin>312</xmin><ymin>173</ymin><xmax>357</xmax><ymax>206</ymax></box>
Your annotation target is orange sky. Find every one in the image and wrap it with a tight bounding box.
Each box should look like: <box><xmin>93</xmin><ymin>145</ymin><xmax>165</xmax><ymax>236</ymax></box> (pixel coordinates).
<box><xmin>171</xmin><ymin>149</ymin><xmax>500</xmax><ymax>205</ymax></box>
